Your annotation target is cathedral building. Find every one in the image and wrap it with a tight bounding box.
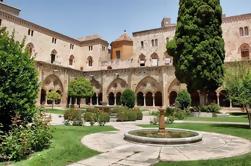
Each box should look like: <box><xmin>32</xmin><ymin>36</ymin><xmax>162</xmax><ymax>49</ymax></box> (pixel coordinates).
<box><xmin>0</xmin><ymin>1</ymin><xmax>250</xmax><ymax>109</ymax></box>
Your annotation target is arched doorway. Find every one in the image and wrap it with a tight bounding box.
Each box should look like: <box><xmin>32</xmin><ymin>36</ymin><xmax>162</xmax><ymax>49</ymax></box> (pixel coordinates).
<box><xmin>190</xmin><ymin>91</ymin><xmax>200</xmax><ymax>106</ymax></box>
<box><xmin>92</xmin><ymin>93</ymin><xmax>97</xmax><ymax>105</ymax></box>
<box><xmin>208</xmin><ymin>91</ymin><xmax>217</xmax><ymax>104</ymax></box>
<box><xmin>219</xmin><ymin>90</ymin><xmax>230</xmax><ymax>107</ymax></box>
<box><xmin>98</xmin><ymin>93</ymin><xmax>103</xmax><ymax>105</ymax></box>
<box><xmin>137</xmin><ymin>92</ymin><xmax>144</xmax><ymax>106</ymax></box>
<box><xmin>40</xmin><ymin>89</ymin><xmax>46</xmax><ymax>105</ymax></box>
<box><xmin>169</xmin><ymin>91</ymin><xmax>177</xmax><ymax>106</ymax></box>
<box><xmin>55</xmin><ymin>90</ymin><xmax>62</xmax><ymax>104</ymax></box>
<box><xmin>108</xmin><ymin>93</ymin><xmax>115</xmax><ymax>105</ymax></box>
<box><xmin>155</xmin><ymin>91</ymin><xmax>162</xmax><ymax>107</ymax></box>
<box><xmin>146</xmin><ymin>92</ymin><xmax>153</xmax><ymax>106</ymax></box>
<box><xmin>116</xmin><ymin>92</ymin><xmax>122</xmax><ymax>105</ymax></box>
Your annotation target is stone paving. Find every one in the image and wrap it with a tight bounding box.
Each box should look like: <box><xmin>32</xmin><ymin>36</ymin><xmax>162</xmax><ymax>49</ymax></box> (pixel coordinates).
<box><xmin>68</xmin><ymin>121</ymin><xmax>251</xmax><ymax>166</ymax></box>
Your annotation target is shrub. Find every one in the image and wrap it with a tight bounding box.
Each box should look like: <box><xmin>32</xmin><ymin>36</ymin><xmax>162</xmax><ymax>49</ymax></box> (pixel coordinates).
<box><xmin>0</xmin><ymin>29</ymin><xmax>39</xmax><ymax>132</ymax></box>
<box><xmin>116</xmin><ymin>110</ymin><xmax>129</xmax><ymax>122</ymax></box>
<box><xmin>174</xmin><ymin>110</ymin><xmax>186</xmax><ymax>120</ymax></box>
<box><xmin>150</xmin><ymin>116</ymin><xmax>159</xmax><ymax>125</ymax></box>
<box><xmin>97</xmin><ymin>112</ymin><xmax>110</xmax><ymax>126</ymax></box>
<box><xmin>121</xmin><ymin>89</ymin><xmax>135</xmax><ymax>108</ymax></box>
<box><xmin>64</xmin><ymin>109</ymin><xmax>82</xmax><ymax>121</ymax></box>
<box><xmin>0</xmin><ymin>112</ymin><xmax>52</xmax><ymax>161</ymax></box>
<box><xmin>127</xmin><ymin>111</ymin><xmax>137</xmax><ymax>121</ymax></box>
<box><xmin>83</xmin><ymin>112</ymin><xmax>96</xmax><ymax>126</ymax></box>
<box><xmin>165</xmin><ymin>107</ymin><xmax>186</xmax><ymax>121</ymax></box>
<box><xmin>206</xmin><ymin>103</ymin><xmax>221</xmax><ymax>113</ymax></box>
<box><xmin>175</xmin><ymin>90</ymin><xmax>191</xmax><ymax>110</ymax></box>
<box><xmin>132</xmin><ymin>108</ymin><xmax>143</xmax><ymax>120</ymax></box>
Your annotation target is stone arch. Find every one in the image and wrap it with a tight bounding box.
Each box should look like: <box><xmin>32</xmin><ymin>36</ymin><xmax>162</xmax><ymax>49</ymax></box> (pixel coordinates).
<box><xmin>219</xmin><ymin>90</ymin><xmax>230</xmax><ymax>107</ymax></box>
<box><xmin>26</xmin><ymin>42</ymin><xmax>34</xmax><ymax>56</ymax></box>
<box><xmin>169</xmin><ymin>91</ymin><xmax>177</xmax><ymax>106</ymax></box>
<box><xmin>107</xmin><ymin>78</ymin><xmax>128</xmax><ymax>94</ymax></box>
<box><xmin>90</xmin><ymin>79</ymin><xmax>102</xmax><ymax>94</ymax></box>
<box><xmin>69</xmin><ymin>55</ymin><xmax>74</xmax><ymax>66</ymax></box>
<box><xmin>168</xmin><ymin>79</ymin><xmax>180</xmax><ymax>94</ymax></box>
<box><xmin>108</xmin><ymin>92</ymin><xmax>115</xmax><ymax>105</ymax></box>
<box><xmin>137</xmin><ymin>92</ymin><xmax>144</xmax><ymax>106</ymax></box>
<box><xmin>239</xmin><ymin>43</ymin><xmax>250</xmax><ymax>59</ymax></box>
<box><xmin>155</xmin><ymin>91</ymin><xmax>162</xmax><ymax>107</ymax></box>
<box><xmin>146</xmin><ymin>92</ymin><xmax>153</xmax><ymax>106</ymax></box>
<box><xmin>41</xmin><ymin>74</ymin><xmax>64</xmax><ymax>105</ymax></box>
<box><xmin>87</xmin><ymin>56</ymin><xmax>93</xmax><ymax>66</ymax></box>
<box><xmin>139</xmin><ymin>54</ymin><xmax>146</xmax><ymax>66</ymax></box>
<box><xmin>151</xmin><ymin>52</ymin><xmax>159</xmax><ymax>66</ymax></box>
<box><xmin>190</xmin><ymin>91</ymin><xmax>200</xmax><ymax>106</ymax></box>
<box><xmin>51</xmin><ymin>49</ymin><xmax>57</xmax><ymax>64</ymax></box>
<box><xmin>135</xmin><ymin>76</ymin><xmax>161</xmax><ymax>94</ymax></box>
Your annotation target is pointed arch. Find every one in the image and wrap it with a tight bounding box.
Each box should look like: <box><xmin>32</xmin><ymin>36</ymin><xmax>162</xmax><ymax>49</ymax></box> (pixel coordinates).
<box><xmin>69</xmin><ymin>55</ymin><xmax>74</xmax><ymax>66</ymax></box>
<box><xmin>135</xmin><ymin>76</ymin><xmax>161</xmax><ymax>94</ymax></box>
<box><xmin>239</xmin><ymin>43</ymin><xmax>250</xmax><ymax>59</ymax></box>
<box><xmin>107</xmin><ymin>78</ymin><xmax>128</xmax><ymax>94</ymax></box>
<box><xmin>139</xmin><ymin>54</ymin><xmax>146</xmax><ymax>66</ymax></box>
<box><xmin>26</xmin><ymin>42</ymin><xmax>34</xmax><ymax>56</ymax></box>
<box><xmin>87</xmin><ymin>56</ymin><xmax>93</xmax><ymax>66</ymax></box>
<box><xmin>151</xmin><ymin>52</ymin><xmax>159</xmax><ymax>66</ymax></box>
<box><xmin>51</xmin><ymin>49</ymin><xmax>57</xmax><ymax>64</ymax></box>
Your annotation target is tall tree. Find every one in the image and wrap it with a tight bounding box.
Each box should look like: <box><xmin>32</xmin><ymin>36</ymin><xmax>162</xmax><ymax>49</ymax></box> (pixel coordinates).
<box><xmin>47</xmin><ymin>90</ymin><xmax>61</xmax><ymax>109</ymax></box>
<box><xmin>68</xmin><ymin>77</ymin><xmax>94</xmax><ymax>108</ymax></box>
<box><xmin>167</xmin><ymin>0</ymin><xmax>225</xmax><ymax>104</ymax></box>
<box><xmin>0</xmin><ymin>28</ymin><xmax>39</xmax><ymax>131</ymax></box>
<box><xmin>224</xmin><ymin>63</ymin><xmax>251</xmax><ymax>129</ymax></box>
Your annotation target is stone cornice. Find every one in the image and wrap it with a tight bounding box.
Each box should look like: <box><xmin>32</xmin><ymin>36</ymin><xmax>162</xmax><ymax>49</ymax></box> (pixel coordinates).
<box><xmin>133</xmin><ymin>25</ymin><xmax>176</xmax><ymax>37</ymax></box>
<box><xmin>0</xmin><ymin>3</ymin><xmax>20</xmax><ymax>16</ymax></box>
<box><xmin>0</xmin><ymin>10</ymin><xmax>109</xmax><ymax>46</ymax></box>
<box><xmin>133</xmin><ymin>13</ymin><xmax>251</xmax><ymax>36</ymax></box>
<box><xmin>222</xmin><ymin>13</ymin><xmax>251</xmax><ymax>24</ymax></box>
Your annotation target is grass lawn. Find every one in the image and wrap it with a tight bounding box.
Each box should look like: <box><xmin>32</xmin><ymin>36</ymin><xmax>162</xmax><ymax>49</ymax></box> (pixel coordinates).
<box><xmin>140</xmin><ymin>123</ymin><xmax>251</xmax><ymax>166</ymax></box>
<box><xmin>183</xmin><ymin>116</ymin><xmax>248</xmax><ymax>123</ymax></box>
<box><xmin>12</xmin><ymin>125</ymin><xmax>115</xmax><ymax>166</ymax></box>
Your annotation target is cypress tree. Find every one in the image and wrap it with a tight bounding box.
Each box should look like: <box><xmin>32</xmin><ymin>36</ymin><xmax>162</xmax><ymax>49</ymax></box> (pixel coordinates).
<box><xmin>167</xmin><ymin>0</ymin><xmax>225</xmax><ymax>104</ymax></box>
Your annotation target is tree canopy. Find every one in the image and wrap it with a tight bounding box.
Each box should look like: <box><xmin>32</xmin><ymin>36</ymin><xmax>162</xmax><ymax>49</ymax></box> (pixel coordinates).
<box><xmin>224</xmin><ymin>63</ymin><xmax>251</xmax><ymax>128</ymax></box>
<box><xmin>68</xmin><ymin>77</ymin><xmax>93</xmax><ymax>98</ymax></box>
<box><xmin>121</xmin><ymin>89</ymin><xmax>135</xmax><ymax>108</ymax></box>
<box><xmin>0</xmin><ymin>28</ymin><xmax>39</xmax><ymax>131</ymax></box>
<box><xmin>167</xmin><ymin>0</ymin><xmax>225</xmax><ymax>93</ymax></box>
<box><xmin>47</xmin><ymin>90</ymin><xmax>61</xmax><ymax>109</ymax></box>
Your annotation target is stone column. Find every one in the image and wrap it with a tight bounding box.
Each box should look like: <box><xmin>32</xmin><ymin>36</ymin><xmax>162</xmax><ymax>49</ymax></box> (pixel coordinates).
<box><xmin>230</xmin><ymin>99</ymin><xmax>233</xmax><ymax>108</ymax></box>
<box><xmin>114</xmin><ymin>94</ymin><xmax>117</xmax><ymax>106</ymax></box>
<box><xmin>90</xmin><ymin>97</ymin><xmax>93</xmax><ymax>106</ymax></box>
<box><xmin>69</xmin><ymin>97</ymin><xmax>72</xmax><ymax>106</ymax></box>
<box><xmin>159</xmin><ymin>108</ymin><xmax>166</xmax><ymax>134</ymax></box>
<box><xmin>107</xmin><ymin>95</ymin><xmax>109</xmax><ymax>106</ymax></box>
<box><xmin>153</xmin><ymin>94</ymin><xmax>155</xmax><ymax>107</ymax></box>
<box><xmin>216</xmin><ymin>93</ymin><xmax>220</xmax><ymax>106</ymax></box>
<box><xmin>143</xmin><ymin>94</ymin><xmax>146</xmax><ymax>107</ymax></box>
<box><xmin>96</xmin><ymin>93</ymin><xmax>99</xmax><ymax>106</ymax></box>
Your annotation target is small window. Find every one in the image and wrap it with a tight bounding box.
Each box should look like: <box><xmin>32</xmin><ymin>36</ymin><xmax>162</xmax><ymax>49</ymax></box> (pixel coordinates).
<box><xmin>151</xmin><ymin>39</ymin><xmax>154</xmax><ymax>47</ymax></box>
<box><xmin>69</xmin><ymin>55</ymin><xmax>74</xmax><ymax>66</ymax></box>
<box><xmin>116</xmin><ymin>51</ymin><xmax>120</xmax><ymax>59</ymax></box>
<box><xmin>52</xmin><ymin>37</ymin><xmax>57</xmax><ymax>44</ymax></box>
<box><xmin>70</xmin><ymin>44</ymin><xmax>74</xmax><ymax>50</ymax></box>
<box><xmin>244</xmin><ymin>26</ymin><xmax>249</xmax><ymax>36</ymax></box>
<box><xmin>51</xmin><ymin>54</ymin><xmax>55</xmax><ymax>64</ymax></box>
<box><xmin>240</xmin><ymin>27</ymin><xmax>244</xmax><ymax>36</ymax></box>
<box><xmin>87</xmin><ymin>56</ymin><xmax>93</xmax><ymax>66</ymax></box>
<box><xmin>141</xmin><ymin>41</ymin><xmax>144</xmax><ymax>48</ymax></box>
<box><xmin>102</xmin><ymin>46</ymin><xmax>106</xmax><ymax>51</ymax></box>
<box><xmin>89</xmin><ymin>45</ymin><xmax>93</xmax><ymax>51</ymax></box>
<box><xmin>155</xmin><ymin>39</ymin><xmax>158</xmax><ymax>46</ymax></box>
<box><xmin>28</xmin><ymin>29</ymin><xmax>34</xmax><ymax>36</ymax></box>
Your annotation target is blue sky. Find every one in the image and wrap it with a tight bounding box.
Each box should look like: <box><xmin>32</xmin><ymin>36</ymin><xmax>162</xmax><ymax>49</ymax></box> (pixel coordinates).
<box><xmin>5</xmin><ymin>0</ymin><xmax>251</xmax><ymax>42</ymax></box>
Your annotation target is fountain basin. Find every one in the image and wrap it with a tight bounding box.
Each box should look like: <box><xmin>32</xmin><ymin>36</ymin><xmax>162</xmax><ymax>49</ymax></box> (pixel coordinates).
<box><xmin>124</xmin><ymin>128</ymin><xmax>202</xmax><ymax>145</ymax></box>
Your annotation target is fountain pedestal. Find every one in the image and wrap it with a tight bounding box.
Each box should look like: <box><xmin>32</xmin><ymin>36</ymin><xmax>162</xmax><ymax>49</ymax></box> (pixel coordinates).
<box><xmin>158</xmin><ymin>108</ymin><xmax>166</xmax><ymax>135</ymax></box>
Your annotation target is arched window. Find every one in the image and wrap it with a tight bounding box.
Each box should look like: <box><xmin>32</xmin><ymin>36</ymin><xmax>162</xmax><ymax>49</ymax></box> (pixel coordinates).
<box><xmin>240</xmin><ymin>43</ymin><xmax>250</xmax><ymax>59</ymax></box>
<box><xmin>151</xmin><ymin>53</ymin><xmax>159</xmax><ymax>66</ymax></box>
<box><xmin>26</xmin><ymin>43</ymin><xmax>34</xmax><ymax>56</ymax></box>
<box><xmin>87</xmin><ymin>56</ymin><xmax>93</xmax><ymax>67</ymax></box>
<box><xmin>69</xmin><ymin>55</ymin><xmax>74</xmax><ymax>66</ymax></box>
<box><xmin>244</xmin><ymin>26</ymin><xmax>249</xmax><ymax>36</ymax></box>
<box><xmin>139</xmin><ymin>54</ymin><xmax>146</xmax><ymax>67</ymax></box>
<box><xmin>51</xmin><ymin>49</ymin><xmax>57</xmax><ymax>64</ymax></box>
<box><xmin>240</xmin><ymin>27</ymin><xmax>244</xmax><ymax>36</ymax></box>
